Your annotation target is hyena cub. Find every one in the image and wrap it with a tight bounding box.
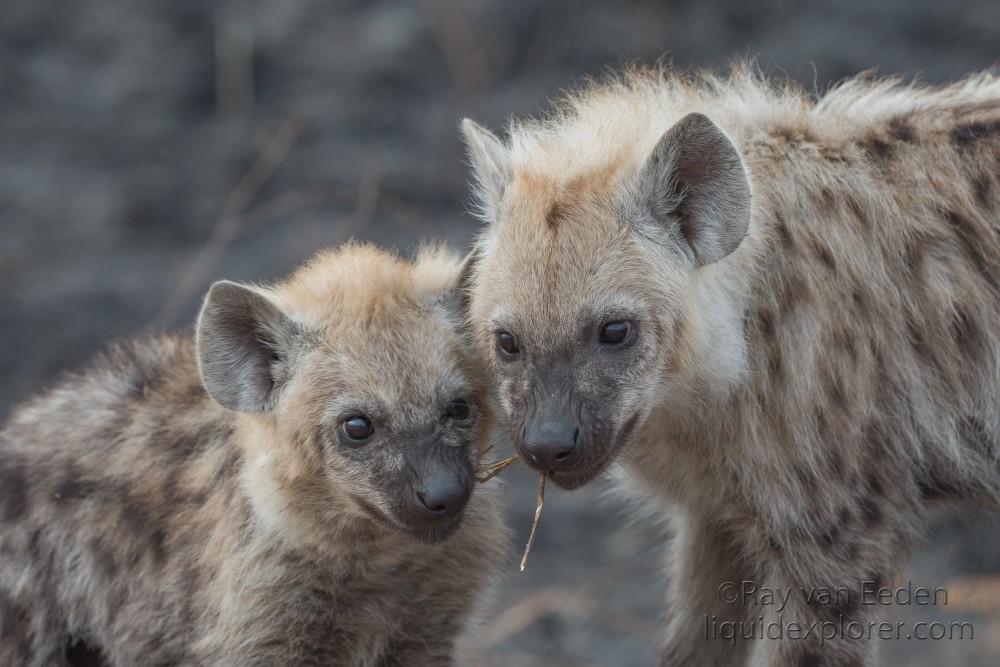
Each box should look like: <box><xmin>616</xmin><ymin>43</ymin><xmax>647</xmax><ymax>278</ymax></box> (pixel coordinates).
<box><xmin>461</xmin><ymin>65</ymin><xmax>1000</xmax><ymax>666</ymax></box>
<box><xmin>0</xmin><ymin>243</ymin><xmax>507</xmax><ymax>666</ymax></box>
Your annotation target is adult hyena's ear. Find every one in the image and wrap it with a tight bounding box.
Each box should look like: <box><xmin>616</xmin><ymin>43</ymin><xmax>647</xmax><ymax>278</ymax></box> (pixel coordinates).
<box><xmin>638</xmin><ymin>112</ymin><xmax>751</xmax><ymax>266</ymax></box>
<box><xmin>196</xmin><ymin>280</ymin><xmax>298</xmax><ymax>412</ymax></box>
<box><xmin>460</xmin><ymin>119</ymin><xmax>510</xmax><ymax>219</ymax></box>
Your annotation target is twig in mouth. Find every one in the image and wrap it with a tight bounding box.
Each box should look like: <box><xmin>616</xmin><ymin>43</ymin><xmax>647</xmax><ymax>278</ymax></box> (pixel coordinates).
<box><xmin>475</xmin><ymin>455</ymin><xmax>518</xmax><ymax>483</ymax></box>
<box><xmin>520</xmin><ymin>473</ymin><xmax>546</xmax><ymax>572</ymax></box>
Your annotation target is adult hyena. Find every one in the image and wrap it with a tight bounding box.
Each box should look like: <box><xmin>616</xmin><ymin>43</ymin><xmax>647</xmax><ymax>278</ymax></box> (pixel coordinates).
<box><xmin>0</xmin><ymin>243</ymin><xmax>507</xmax><ymax>666</ymax></box>
<box><xmin>460</xmin><ymin>65</ymin><xmax>1000</xmax><ymax>665</ymax></box>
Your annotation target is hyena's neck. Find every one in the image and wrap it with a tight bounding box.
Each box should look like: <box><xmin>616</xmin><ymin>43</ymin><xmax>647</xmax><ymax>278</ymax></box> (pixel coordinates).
<box><xmin>631</xmin><ymin>95</ymin><xmax>1000</xmax><ymax>515</ymax></box>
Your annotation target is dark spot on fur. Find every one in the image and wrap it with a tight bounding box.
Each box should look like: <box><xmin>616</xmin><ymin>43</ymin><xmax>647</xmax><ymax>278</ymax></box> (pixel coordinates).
<box><xmin>860</xmin><ymin>135</ymin><xmax>893</xmax><ymax>162</ymax></box>
<box><xmin>545</xmin><ymin>200</ymin><xmax>566</xmax><ymax>230</ymax></box>
<box><xmin>819</xmin><ymin>188</ymin><xmax>836</xmax><ymax>209</ymax></box>
<box><xmin>918</xmin><ymin>474</ymin><xmax>962</xmax><ymax>501</ymax></box>
<box><xmin>952</xmin><ymin>306</ymin><xmax>983</xmax><ymax>359</ymax></box>
<box><xmin>828</xmin><ymin>449</ymin><xmax>845</xmax><ymax>480</ymax></box>
<box><xmin>212</xmin><ymin>449</ymin><xmax>241</xmax><ymax>486</ymax></box>
<box><xmin>149</xmin><ymin>527</ymin><xmax>168</xmax><ymax>565</ymax></box>
<box><xmin>902</xmin><ymin>237</ymin><xmax>927</xmax><ymax>277</ymax></box>
<box><xmin>822</xmin><ymin>365</ymin><xmax>847</xmax><ymax>411</ymax></box>
<box><xmin>952</xmin><ymin>121</ymin><xmax>1000</xmax><ymax>148</ymax></box>
<box><xmin>860</xmin><ymin>497</ymin><xmax>882</xmax><ymax>526</ymax></box>
<box><xmin>756</xmin><ymin>308</ymin><xmax>775</xmax><ymax>338</ymax></box>
<box><xmin>767</xmin><ymin>344</ymin><xmax>784</xmax><ymax>383</ymax></box>
<box><xmin>88</xmin><ymin>537</ymin><xmax>119</xmax><ymax>579</ymax></box>
<box><xmin>775</xmin><ymin>218</ymin><xmax>796</xmax><ymax>251</ymax></box>
<box><xmin>798</xmin><ymin>651</ymin><xmax>822</xmax><ymax>667</ymax></box>
<box><xmin>768</xmin><ymin>536</ymin><xmax>783</xmax><ymax>553</ymax></box>
<box><xmin>772</xmin><ymin>124</ymin><xmax>816</xmax><ymax>144</ymax></box>
<box><xmin>116</xmin><ymin>487</ymin><xmax>169</xmax><ymax>567</ymax></box>
<box><xmin>906</xmin><ymin>314</ymin><xmax>937</xmax><ymax>368</ymax></box>
<box><xmin>0</xmin><ymin>460</ymin><xmax>28</xmax><ymax>521</ymax></box>
<box><xmin>777</xmin><ymin>272</ymin><xmax>811</xmax><ymax>312</ymax></box>
<box><xmin>813</xmin><ymin>242</ymin><xmax>837</xmax><ymax>272</ymax></box>
<box><xmin>54</xmin><ymin>474</ymin><xmax>97</xmax><ymax>503</ymax></box>
<box><xmin>851</xmin><ymin>288</ymin><xmax>867</xmax><ymax>313</ymax></box>
<box><xmin>0</xmin><ymin>591</ymin><xmax>30</xmax><ymax>649</ymax></box>
<box><xmin>846</xmin><ymin>197</ymin><xmax>872</xmax><ymax>234</ymax></box>
<box><xmin>973</xmin><ymin>171</ymin><xmax>994</xmax><ymax>210</ymax></box>
<box><xmin>888</xmin><ymin>117</ymin><xmax>916</xmax><ymax>143</ymax></box>
<box><xmin>838</xmin><ymin>506</ymin><xmax>853</xmax><ymax>526</ymax></box>
<box><xmin>866</xmin><ymin>470</ymin><xmax>884</xmax><ymax>497</ymax></box>
<box><xmin>66</xmin><ymin>639</ymin><xmax>106</xmax><ymax>667</ymax></box>
<box><xmin>944</xmin><ymin>209</ymin><xmax>998</xmax><ymax>293</ymax></box>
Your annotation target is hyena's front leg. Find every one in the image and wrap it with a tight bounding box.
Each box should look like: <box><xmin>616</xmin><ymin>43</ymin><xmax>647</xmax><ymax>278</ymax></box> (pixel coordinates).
<box><xmin>746</xmin><ymin>567</ymin><xmax>889</xmax><ymax>667</ymax></box>
<box><xmin>660</xmin><ymin>515</ymin><xmax>752</xmax><ymax>667</ymax></box>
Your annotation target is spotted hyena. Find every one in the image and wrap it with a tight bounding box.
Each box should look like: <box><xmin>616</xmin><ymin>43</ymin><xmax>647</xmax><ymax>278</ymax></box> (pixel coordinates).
<box><xmin>459</xmin><ymin>65</ymin><xmax>1000</xmax><ymax>665</ymax></box>
<box><xmin>0</xmin><ymin>243</ymin><xmax>508</xmax><ymax>666</ymax></box>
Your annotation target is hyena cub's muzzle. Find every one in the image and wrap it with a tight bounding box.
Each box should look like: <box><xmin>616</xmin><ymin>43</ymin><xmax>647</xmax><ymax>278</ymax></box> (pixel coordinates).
<box><xmin>395</xmin><ymin>442</ymin><xmax>474</xmax><ymax>542</ymax></box>
<box><xmin>509</xmin><ymin>367</ymin><xmax>625</xmax><ymax>490</ymax></box>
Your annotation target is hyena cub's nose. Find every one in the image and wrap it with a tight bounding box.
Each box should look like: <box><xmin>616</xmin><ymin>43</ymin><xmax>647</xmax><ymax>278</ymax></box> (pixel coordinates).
<box><xmin>416</xmin><ymin>473</ymin><xmax>470</xmax><ymax>520</ymax></box>
<box><xmin>520</xmin><ymin>418</ymin><xmax>580</xmax><ymax>472</ymax></box>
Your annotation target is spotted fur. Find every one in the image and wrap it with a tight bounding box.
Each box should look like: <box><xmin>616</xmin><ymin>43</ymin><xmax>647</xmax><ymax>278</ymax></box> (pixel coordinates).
<box><xmin>0</xmin><ymin>243</ymin><xmax>508</xmax><ymax>666</ymax></box>
<box><xmin>461</xmin><ymin>64</ymin><xmax>1000</xmax><ymax>666</ymax></box>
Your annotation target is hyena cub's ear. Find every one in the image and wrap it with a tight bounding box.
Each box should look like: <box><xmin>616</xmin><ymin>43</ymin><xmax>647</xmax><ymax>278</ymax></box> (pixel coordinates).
<box><xmin>460</xmin><ymin>119</ymin><xmax>510</xmax><ymax>218</ymax></box>
<box><xmin>638</xmin><ymin>112</ymin><xmax>751</xmax><ymax>266</ymax></box>
<box><xmin>196</xmin><ymin>280</ymin><xmax>298</xmax><ymax>412</ymax></box>
<box><xmin>423</xmin><ymin>250</ymin><xmax>478</xmax><ymax>332</ymax></box>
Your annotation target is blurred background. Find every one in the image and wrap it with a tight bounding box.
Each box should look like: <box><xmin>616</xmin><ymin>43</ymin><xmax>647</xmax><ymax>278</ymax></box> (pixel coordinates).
<box><xmin>3</xmin><ymin>0</ymin><xmax>1000</xmax><ymax>664</ymax></box>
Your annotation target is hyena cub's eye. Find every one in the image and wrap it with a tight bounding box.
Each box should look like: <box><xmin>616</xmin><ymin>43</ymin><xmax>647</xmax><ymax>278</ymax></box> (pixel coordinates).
<box><xmin>445</xmin><ymin>398</ymin><xmax>471</xmax><ymax>421</ymax></box>
<box><xmin>341</xmin><ymin>415</ymin><xmax>374</xmax><ymax>443</ymax></box>
<box><xmin>496</xmin><ymin>331</ymin><xmax>520</xmax><ymax>358</ymax></box>
<box><xmin>599</xmin><ymin>320</ymin><xmax>635</xmax><ymax>346</ymax></box>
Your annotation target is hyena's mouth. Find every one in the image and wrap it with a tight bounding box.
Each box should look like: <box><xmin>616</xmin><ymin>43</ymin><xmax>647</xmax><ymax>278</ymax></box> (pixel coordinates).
<box><xmin>547</xmin><ymin>456</ymin><xmax>610</xmax><ymax>490</ymax></box>
<box><xmin>406</xmin><ymin>512</ymin><xmax>465</xmax><ymax>545</ymax></box>
<box><xmin>546</xmin><ymin>412</ymin><xmax>642</xmax><ymax>490</ymax></box>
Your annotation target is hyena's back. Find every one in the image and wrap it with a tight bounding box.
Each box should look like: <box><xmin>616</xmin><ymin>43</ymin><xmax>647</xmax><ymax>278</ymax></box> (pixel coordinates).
<box><xmin>0</xmin><ymin>336</ymin><xmax>244</xmax><ymax>665</ymax></box>
<box><xmin>736</xmin><ymin>80</ymin><xmax>1000</xmax><ymax>509</ymax></box>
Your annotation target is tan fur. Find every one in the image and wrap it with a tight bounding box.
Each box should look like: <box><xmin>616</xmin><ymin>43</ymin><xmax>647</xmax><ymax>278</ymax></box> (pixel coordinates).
<box><xmin>0</xmin><ymin>243</ymin><xmax>508</xmax><ymax>666</ymax></box>
<box><xmin>463</xmin><ymin>64</ymin><xmax>1000</xmax><ymax>666</ymax></box>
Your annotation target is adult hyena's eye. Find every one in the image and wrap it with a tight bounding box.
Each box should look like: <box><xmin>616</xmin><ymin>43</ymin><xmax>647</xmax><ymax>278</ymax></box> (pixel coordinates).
<box><xmin>341</xmin><ymin>415</ymin><xmax>374</xmax><ymax>442</ymax></box>
<box><xmin>599</xmin><ymin>320</ymin><xmax>634</xmax><ymax>346</ymax></box>
<box><xmin>496</xmin><ymin>331</ymin><xmax>521</xmax><ymax>358</ymax></box>
<box><xmin>445</xmin><ymin>398</ymin><xmax>470</xmax><ymax>421</ymax></box>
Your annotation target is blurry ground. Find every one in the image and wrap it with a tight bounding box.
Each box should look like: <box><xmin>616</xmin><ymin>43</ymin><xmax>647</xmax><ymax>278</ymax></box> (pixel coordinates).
<box><xmin>3</xmin><ymin>0</ymin><xmax>1000</xmax><ymax>664</ymax></box>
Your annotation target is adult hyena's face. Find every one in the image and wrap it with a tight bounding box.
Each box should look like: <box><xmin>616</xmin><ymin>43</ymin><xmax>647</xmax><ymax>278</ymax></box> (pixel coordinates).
<box><xmin>462</xmin><ymin>112</ymin><xmax>752</xmax><ymax>489</ymax></box>
<box><xmin>469</xmin><ymin>184</ymin><xmax>684</xmax><ymax>489</ymax></box>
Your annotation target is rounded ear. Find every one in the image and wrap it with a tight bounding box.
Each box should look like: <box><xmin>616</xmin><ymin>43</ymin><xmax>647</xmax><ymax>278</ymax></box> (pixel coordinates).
<box><xmin>426</xmin><ymin>249</ymin><xmax>478</xmax><ymax>331</ymax></box>
<box><xmin>195</xmin><ymin>280</ymin><xmax>298</xmax><ymax>412</ymax></box>
<box><xmin>638</xmin><ymin>112</ymin><xmax>751</xmax><ymax>266</ymax></box>
<box><xmin>460</xmin><ymin>119</ymin><xmax>510</xmax><ymax>219</ymax></box>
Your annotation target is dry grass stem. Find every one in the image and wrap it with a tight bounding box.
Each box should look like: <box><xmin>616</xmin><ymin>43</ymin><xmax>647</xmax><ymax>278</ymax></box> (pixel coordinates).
<box><xmin>520</xmin><ymin>473</ymin><xmax>546</xmax><ymax>572</ymax></box>
<box><xmin>476</xmin><ymin>455</ymin><xmax>519</xmax><ymax>483</ymax></box>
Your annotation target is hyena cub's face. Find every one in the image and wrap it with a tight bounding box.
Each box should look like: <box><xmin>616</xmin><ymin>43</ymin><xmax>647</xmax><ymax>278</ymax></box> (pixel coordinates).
<box><xmin>196</xmin><ymin>246</ymin><xmax>488</xmax><ymax>543</ymax></box>
<box><xmin>461</xmin><ymin>113</ymin><xmax>752</xmax><ymax>489</ymax></box>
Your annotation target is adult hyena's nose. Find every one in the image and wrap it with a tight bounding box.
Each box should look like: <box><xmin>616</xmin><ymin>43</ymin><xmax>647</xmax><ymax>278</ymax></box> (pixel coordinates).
<box><xmin>518</xmin><ymin>415</ymin><xmax>580</xmax><ymax>472</ymax></box>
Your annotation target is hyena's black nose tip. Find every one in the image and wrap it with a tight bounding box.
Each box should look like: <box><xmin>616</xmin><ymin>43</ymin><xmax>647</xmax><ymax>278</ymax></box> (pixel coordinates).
<box><xmin>520</xmin><ymin>420</ymin><xmax>580</xmax><ymax>471</ymax></box>
<box><xmin>416</xmin><ymin>476</ymin><xmax>470</xmax><ymax>519</ymax></box>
